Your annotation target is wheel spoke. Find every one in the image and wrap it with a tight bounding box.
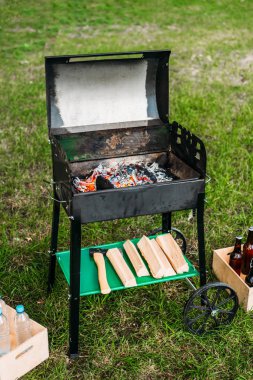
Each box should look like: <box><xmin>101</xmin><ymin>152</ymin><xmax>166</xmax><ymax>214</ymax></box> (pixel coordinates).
<box><xmin>195</xmin><ymin>313</ymin><xmax>210</xmax><ymax>334</ymax></box>
<box><xmin>188</xmin><ymin>311</ymin><xmax>209</xmax><ymax>326</ymax></box>
<box><xmin>216</xmin><ymin>294</ymin><xmax>235</xmax><ymax>308</ymax></box>
<box><xmin>188</xmin><ymin>305</ymin><xmax>209</xmax><ymax>311</ymax></box>
<box><xmin>211</xmin><ymin>288</ymin><xmax>223</xmax><ymax>307</ymax></box>
<box><xmin>217</xmin><ymin>309</ymin><xmax>234</xmax><ymax>315</ymax></box>
<box><xmin>200</xmin><ymin>293</ymin><xmax>212</xmax><ymax>309</ymax></box>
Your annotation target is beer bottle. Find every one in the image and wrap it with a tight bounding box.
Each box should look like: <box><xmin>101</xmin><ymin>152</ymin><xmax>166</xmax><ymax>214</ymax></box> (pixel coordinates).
<box><xmin>229</xmin><ymin>236</ymin><xmax>243</xmax><ymax>275</ymax></box>
<box><xmin>245</xmin><ymin>258</ymin><xmax>253</xmax><ymax>287</ymax></box>
<box><xmin>241</xmin><ymin>227</ymin><xmax>253</xmax><ymax>275</ymax></box>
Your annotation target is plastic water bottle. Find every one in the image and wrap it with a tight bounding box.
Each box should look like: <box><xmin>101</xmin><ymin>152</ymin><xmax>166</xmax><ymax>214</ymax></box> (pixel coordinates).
<box><xmin>15</xmin><ymin>305</ymin><xmax>32</xmax><ymax>345</ymax></box>
<box><xmin>0</xmin><ymin>296</ymin><xmax>7</xmax><ymax>318</ymax></box>
<box><xmin>0</xmin><ymin>308</ymin><xmax>10</xmax><ymax>356</ymax></box>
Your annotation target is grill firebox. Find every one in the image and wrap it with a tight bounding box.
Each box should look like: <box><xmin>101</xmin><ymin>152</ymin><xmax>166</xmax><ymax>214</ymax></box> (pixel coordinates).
<box><xmin>45</xmin><ymin>50</ymin><xmax>207</xmax><ymax>358</ymax></box>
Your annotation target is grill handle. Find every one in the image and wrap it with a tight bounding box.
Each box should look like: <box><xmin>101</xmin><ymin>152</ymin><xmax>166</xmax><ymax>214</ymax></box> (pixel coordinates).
<box><xmin>42</xmin><ymin>179</ymin><xmax>71</xmax><ymax>204</ymax></box>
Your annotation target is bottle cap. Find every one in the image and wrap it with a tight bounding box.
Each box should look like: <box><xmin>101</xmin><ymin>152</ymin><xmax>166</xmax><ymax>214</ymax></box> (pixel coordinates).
<box><xmin>249</xmin><ymin>227</ymin><xmax>253</xmax><ymax>231</ymax></box>
<box><xmin>236</xmin><ymin>236</ymin><xmax>243</xmax><ymax>240</ymax></box>
<box><xmin>16</xmin><ymin>305</ymin><xmax>24</xmax><ymax>313</ymax></box>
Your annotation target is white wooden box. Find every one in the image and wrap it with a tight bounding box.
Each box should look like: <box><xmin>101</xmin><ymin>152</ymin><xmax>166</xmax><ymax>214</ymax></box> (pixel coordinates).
<box><xmin>0</xmin><ymin>305</ymin><xmax>49</xmax><ymax>380</ymax></box>
<box><xmin>213</xmin><ymin>246</ymin><xmax>253</xmax><ymax>312</ymax></box>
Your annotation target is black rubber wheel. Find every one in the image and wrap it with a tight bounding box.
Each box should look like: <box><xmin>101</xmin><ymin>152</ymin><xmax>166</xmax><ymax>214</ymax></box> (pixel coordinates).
<box><xmin>148</xmin><ymin>227</ymin><xmax>187</xmax><ymax>254</ymax></box>
<box><xmin>183</xmin><ymin>282</ymin><xmax>239</xmax><ymax>335</ymax></box>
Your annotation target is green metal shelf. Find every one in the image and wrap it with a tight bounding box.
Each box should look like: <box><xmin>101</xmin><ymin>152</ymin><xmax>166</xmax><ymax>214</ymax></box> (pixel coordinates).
<box><xmin>56</xmin><ymin>234</ymin><xmax>199</xmax><ymax>296</ymax></box>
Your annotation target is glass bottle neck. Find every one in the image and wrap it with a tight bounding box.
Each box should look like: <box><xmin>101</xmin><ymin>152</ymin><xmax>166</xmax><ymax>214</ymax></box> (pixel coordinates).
<box><xmin>246</xmin><ymin>229</ymin><xmax>253</xmax><ymax>244</ymax></box>
<box><xmin>234</xmin><ymin>238</ymin><xmax>242</xmax><ymax>252</ymax></box>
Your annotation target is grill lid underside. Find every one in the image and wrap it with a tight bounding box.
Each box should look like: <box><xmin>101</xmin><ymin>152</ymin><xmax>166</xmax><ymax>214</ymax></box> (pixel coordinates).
<box><xmin>45</xmin><ymin>50</ymin><xmax>170</xmax><ymax>133</ymax></box>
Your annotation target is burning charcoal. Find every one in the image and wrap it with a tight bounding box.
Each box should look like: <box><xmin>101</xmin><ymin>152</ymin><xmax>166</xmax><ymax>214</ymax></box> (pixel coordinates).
<box><xmin>143</xmin><ymin>168</ymin><xmax>157</xmax><ymax>183</ymax></box>
<box><xmin>131</xmin><ymin>170</ymin><xmax>138</xmax><ymax>184</ymax></box>
<box><xmin>96</xmin><ymin>175</ymin><xmax>114</xmax><ymax>190</ymax></box>
<box><xmin>74</xmin><ymin>157</ymin><xmax>177</xmax><ymax>193</ymax></box>
<box><xmin>147</xmin><ymin>162</ymin><xmax>172</xmax><ymax>183</ymax></box>
<box><xmin>126</xmin><ymin>165</ymin><xmax>133</xmax><ymax>174</ymax></box>
<box><xmin>72</xmin><ymin>177</ymin><xmax>96</xmax><ymax>192</ymax></box>
<box><xmin>165</xmin><ymin>169</ymin><xmax>178</xmax><ymax>180</ymax></box>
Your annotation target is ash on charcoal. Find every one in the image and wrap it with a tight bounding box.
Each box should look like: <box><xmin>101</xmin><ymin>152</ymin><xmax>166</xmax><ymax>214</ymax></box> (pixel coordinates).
<box><xmin>72</xmin><ymin>161</ymin><xmax>177</xmax><ymax>193</ymax></box>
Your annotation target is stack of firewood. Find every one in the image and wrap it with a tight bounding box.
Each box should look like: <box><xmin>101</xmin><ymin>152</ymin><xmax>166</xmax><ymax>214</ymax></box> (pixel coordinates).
<box><xmin>92</xmin><ymin>234</ymin><xmax>189</xmax><ymax>294</ymax></box>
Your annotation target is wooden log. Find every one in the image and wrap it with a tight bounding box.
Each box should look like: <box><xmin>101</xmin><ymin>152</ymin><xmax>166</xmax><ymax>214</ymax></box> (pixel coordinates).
<box><xmin>106</xmin><ymin>248</ymin><xmax>137</xmax><ymax>287</ymax></box>
<box><xmin>150</xmin><ymin>239</ymin><xmax>176</xmax><ymax>277</ymax></box>
<box><xmin>156</xmin><ymin>234</ymin><xmax>189</xmax><ymax>274</ymax></box>
<box><xmin>137</xmin><ymin>236</ymin><xmax>164</xmax><ymax>278</ymax></box>
<box><xmin>123</xmin><ymin>240</ymin><xmax>150</xmax><ymax>277</ymax></box>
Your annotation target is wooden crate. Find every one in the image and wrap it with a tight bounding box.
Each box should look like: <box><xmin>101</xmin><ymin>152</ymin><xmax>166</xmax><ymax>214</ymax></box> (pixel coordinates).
<box><xmin>213</xmin><ymin>247</ymin><xmax>253</xmax><ymax>312</ymax></box>
<box><xmin>0</xmin><ymin>305</ymin><xmax>49</xmax><ymax>380</ymax></box>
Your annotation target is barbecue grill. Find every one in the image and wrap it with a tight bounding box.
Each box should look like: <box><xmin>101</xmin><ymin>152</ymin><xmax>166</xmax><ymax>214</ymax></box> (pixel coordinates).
<box><xmin>45</xmin><ymin>50</ymin><xmax>238</xmax><ymax>358</ymax></box>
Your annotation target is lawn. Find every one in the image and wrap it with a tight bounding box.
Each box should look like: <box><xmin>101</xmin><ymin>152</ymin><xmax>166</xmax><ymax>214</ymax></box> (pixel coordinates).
<box><xmin>1</xmin><ymin>1</ymin><xmax>253</xmax><ymax>379</ymax></box>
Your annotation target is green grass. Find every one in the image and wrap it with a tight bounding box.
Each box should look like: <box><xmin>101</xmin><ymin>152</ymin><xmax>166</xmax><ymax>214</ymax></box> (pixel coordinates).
<box><xmin>1</xmin><ymin>0</ymin><xmax>253</xmax><ymax>379</ymax></box>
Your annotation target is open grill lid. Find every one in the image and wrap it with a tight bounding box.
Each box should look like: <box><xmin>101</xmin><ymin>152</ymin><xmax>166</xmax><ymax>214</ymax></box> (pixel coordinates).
<box><xmin>45</xmin><ymin>50</ymin><xmax>170</xmax><ymax>134</ymax></box>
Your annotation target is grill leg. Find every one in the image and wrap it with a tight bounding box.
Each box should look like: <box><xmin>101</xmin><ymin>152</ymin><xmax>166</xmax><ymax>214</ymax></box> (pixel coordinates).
<box><xmin>162</xmin><ymin>212</ymin><xmax>172</xmax><ymax>233</ymax></box>
<box><xmin>69</xmin><ymin>218</ymin><xmax>81</xmax><ymax>359</ymax></box>
<box><xmin>197</xmin><ymin>193</ymin><xmax>206</xmax><ymax>286</ymax></box>
<box><xmin>47</xmin><ymin>194</ymin><xmax>60</xmax><ymax>293</ymax></box>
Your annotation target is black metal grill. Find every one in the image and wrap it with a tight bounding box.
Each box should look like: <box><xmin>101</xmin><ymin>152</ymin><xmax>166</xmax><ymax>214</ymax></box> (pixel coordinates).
<box><xmin>45</xmin><ymin>50</ymin><xmax>207</xmax><ymax>358</ymax></box>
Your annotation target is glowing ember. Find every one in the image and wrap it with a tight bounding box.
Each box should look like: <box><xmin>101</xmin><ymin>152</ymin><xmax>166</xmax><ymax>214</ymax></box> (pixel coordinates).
<box><xmin>73</xmin><ymin>162</ymin><xmax>175</xmax><ymax>193</ymax></box>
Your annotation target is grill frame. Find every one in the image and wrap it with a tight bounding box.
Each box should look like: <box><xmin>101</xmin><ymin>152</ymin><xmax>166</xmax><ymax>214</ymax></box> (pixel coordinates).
<box><xmin>45</xmin><ymin>50</ymin><xmax>207</xmax><ymax>358</ymax></box>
